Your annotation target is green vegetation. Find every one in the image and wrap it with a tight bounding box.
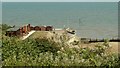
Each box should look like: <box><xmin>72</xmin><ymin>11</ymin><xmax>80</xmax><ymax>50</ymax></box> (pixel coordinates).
<box><xmin>1</xmin><ymin>24</ymin><xmax>120</xmax><ymax>66</ymax></box>
<box><xmin>29</xmin><ymin>31</ymin><xmax>49</xmax><ymax>39</ymax></box>
<box><xmin>2</xmin><ymin>35</ymin><xmax>120</xmax><ymax>66</ymax></box>
<box><xmin>0</xmin><ymin>24</ymin><xmax>12</xmax><ymax>34</ymax></box>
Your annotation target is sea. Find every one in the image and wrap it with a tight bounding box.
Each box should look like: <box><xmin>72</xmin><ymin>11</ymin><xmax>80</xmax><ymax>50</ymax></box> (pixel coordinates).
<box><xmin>2</xmin><ymin>2</ymin><xmax>118</xmax><ymax>39</ymax></box>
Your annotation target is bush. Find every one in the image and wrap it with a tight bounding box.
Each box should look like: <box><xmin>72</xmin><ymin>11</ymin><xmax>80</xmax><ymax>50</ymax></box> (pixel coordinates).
<box><xmin>33</xmin><ymin>38</ymin><xmax>61</xmax><ymax>53</ymax></box>
<box><xmin>2</xmin><ymin>37</ymin><xmax>61</xmax><ymax>66</ymax></box>
<box><xmin>2</xmin><ymin>35</ymin><xmax>120</xmax><ymax>66</ymax></box>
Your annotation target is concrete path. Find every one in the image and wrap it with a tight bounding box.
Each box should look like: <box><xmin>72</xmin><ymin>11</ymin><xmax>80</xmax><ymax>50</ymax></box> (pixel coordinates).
<box><xmin>22</xmin><ymin>30</ymin><xmax>36</xmax><ymax>40</ymax></box>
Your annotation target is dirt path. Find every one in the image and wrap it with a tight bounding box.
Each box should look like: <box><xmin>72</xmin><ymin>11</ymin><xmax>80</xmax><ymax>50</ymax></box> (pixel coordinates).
<box><xmin>22</xmin><ymin>30</ymin><xmax>36</xmax><ymax>40</ymax></box>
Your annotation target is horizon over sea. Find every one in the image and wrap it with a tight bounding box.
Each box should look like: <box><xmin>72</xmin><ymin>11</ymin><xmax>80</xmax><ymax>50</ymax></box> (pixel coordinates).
<box><xmin>2</xmin><ymin>2</ymin><xmax>118</xmax><ymax>39</ymax></box>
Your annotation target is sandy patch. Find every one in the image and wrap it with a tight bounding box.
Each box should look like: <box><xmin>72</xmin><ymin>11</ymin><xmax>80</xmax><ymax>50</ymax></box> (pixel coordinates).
<box><xmin>81</xmin><ymin>42</ymin><xmax>119</xmax><ymax>54</ymax></box>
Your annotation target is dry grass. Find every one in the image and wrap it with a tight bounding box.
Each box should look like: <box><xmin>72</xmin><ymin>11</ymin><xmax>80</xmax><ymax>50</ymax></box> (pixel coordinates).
<box><xmin>108</xmin><ymin>42</ymin><xmax>119</xmax><ymax>54</ymax></box>
<box><xmin>80</xmin><ymin>42</ymin><xmax>119</xmax><ymax>54</ymax></box>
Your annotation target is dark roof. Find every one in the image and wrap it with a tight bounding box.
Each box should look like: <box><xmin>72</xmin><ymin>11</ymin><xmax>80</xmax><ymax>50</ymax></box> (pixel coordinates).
<box><xmin>7</xmin><ymin>27</ymin><xmax>20</xmax><ymax>31</ymax></box>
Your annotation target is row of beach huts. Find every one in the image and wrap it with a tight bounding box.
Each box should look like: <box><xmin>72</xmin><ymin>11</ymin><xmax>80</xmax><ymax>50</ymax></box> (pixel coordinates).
<box><xmin>5</xmin><ymin>24</ymin><xmax>53</xmax><ymax>36</ymax></box>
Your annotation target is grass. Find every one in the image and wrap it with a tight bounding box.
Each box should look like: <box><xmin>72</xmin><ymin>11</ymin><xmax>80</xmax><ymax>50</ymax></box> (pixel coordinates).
<box><xmin>29</xmin><ymin>31</ymin><xmax>49</xmax><ymax>39</ymax></box>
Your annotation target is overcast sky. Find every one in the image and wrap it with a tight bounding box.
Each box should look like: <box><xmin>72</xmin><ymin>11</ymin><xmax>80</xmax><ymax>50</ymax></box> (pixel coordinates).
<box><xmin>1</xmin><ymin>0</ymin><xmax>120</xmax><ymax>2</ymax></box>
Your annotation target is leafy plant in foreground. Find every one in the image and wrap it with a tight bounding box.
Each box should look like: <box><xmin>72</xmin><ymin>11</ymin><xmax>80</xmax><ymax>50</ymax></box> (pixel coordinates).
<box><xmin>2</xmin><ymin>35</ymin><xmax>119</xmax><ymax>66</ymax></box>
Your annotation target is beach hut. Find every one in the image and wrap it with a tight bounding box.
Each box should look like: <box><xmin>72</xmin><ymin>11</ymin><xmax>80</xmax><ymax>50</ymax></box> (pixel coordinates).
<box><xmin>46</xmin><ymin>26</ymin><xmax>53</xmax><ymax>31</ymax></box>
<box><xmin>40</xmin><ymin>26</ymin><xmax>46</xmax><ymax>31</ymax></box>
<box><xmin>34</xmin><ymin>26</ymin><xmax>41</xmax><ymax>31</ymax></box>
<box><xmin>5</xmin><ymin>27</ymin><xmax>20</xmax><ymax>36</ymax></box>
<box><xmin>30</xmin><ymin>26</ymin><xmax>34</xmax><ymax>30</ymax></box>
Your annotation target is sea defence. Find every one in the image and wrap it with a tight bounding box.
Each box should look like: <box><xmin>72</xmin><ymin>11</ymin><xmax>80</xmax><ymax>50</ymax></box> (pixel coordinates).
<box><xmin>81</xmin><ymin>38</ymin><xmax>120</xmax><ymax>43</ymax></box>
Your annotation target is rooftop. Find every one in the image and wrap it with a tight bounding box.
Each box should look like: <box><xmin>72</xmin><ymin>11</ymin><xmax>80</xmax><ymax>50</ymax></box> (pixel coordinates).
<box><xmin>7</xmin><ymin>27</ymin><xmax>20</xmax><ymax>31</ymax></box>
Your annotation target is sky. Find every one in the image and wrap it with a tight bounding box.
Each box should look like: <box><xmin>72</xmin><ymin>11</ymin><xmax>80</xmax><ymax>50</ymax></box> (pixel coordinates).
<box><xmin>1</xmin><ymin>0</ymin><xmax>120</xmax><ymax>2</ymax></box>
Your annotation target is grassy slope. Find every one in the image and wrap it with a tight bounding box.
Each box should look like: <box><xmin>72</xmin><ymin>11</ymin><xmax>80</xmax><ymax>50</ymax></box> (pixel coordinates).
<box><xmin>29</xmin><ymin>31</ymin><xmax>49</xmax><ymax>39</ymax></box>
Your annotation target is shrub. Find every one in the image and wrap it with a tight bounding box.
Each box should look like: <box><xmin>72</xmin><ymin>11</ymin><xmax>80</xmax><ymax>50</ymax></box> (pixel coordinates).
<box><xmin>29</xmin><ymin>38</ymin><xmax>61</xmax><ymax>53</ymax></box>
<box><xmin>2</xmin><ymin>35</ymin><xmax>119</xmax><ymax>66</ymax></box>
